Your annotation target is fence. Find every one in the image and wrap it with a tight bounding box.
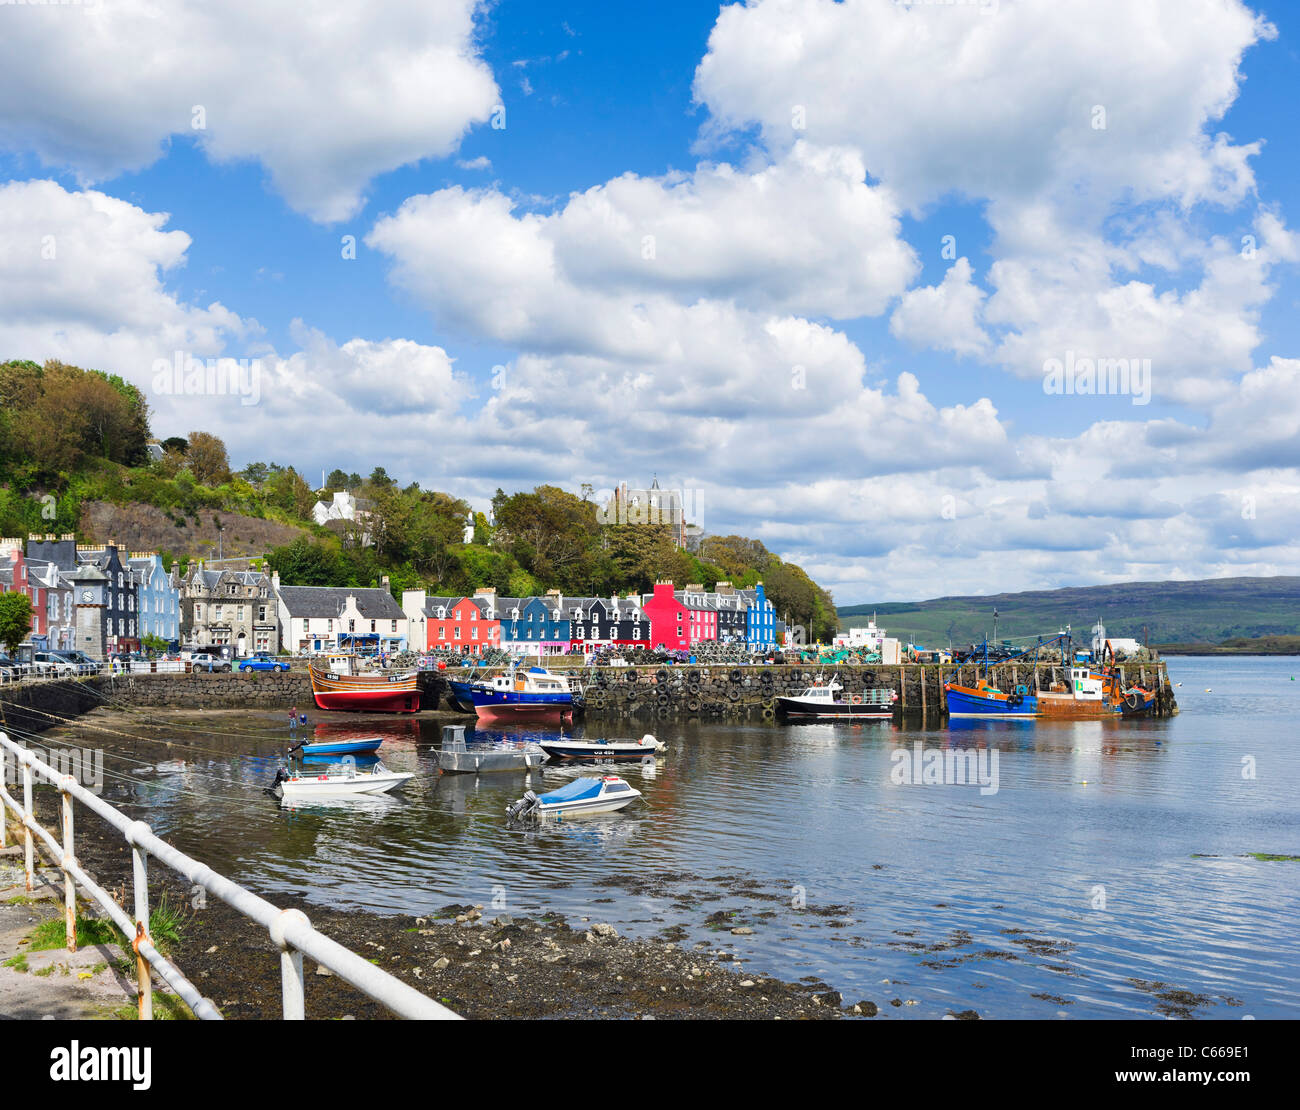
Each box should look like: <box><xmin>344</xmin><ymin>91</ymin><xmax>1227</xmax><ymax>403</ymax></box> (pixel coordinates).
<box><xmin>0</xmin><ymin>730</ymin><xmax>459</xmax><ymax>1020</ymax></box>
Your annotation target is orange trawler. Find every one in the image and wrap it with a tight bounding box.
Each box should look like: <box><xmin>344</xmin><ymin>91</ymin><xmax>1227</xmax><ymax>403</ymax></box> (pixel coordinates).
<box><xmin>308</xmin><ymin>658</ymin><xmax>421</xmax><ymax>714</ymax></box>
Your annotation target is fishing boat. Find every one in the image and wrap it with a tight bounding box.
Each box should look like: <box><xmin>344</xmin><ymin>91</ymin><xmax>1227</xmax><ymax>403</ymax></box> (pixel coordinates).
<box><xmin>469</xmin><ymin>664</ymin><xmax>577</xmax><ymax>724</ymax></box>
<box><xmin>944</xmin><ymin>666</ymin><xmax>1156</xmax><ymax>719</ymax></box>
<box><xmin>776</xmin><ymin>676</ymin><xmax>897</xmax><ymax>719</ymax></box>
<box><xmin>270</xmin><ymin>760</ymin><xmax>413</xmax><ymax>797</ymax></box>
<box><xmin>943</xmin><ymin>677</ymin><xmax>1038</xmax><ymax>719</ymax></box>
<box><xmin>538</xmin><ymin>734</ymin><xmax>664</xmax><ymax>760</ymax></box>
<box><xmin>308</xmin><ymin>660</ymin><xmax>420</xmax><ymax>714</ymax></box>
<box><xmin>505</xmin><ymin>775</ymin><xmax>642</xmax><ymax>820</ymax></box>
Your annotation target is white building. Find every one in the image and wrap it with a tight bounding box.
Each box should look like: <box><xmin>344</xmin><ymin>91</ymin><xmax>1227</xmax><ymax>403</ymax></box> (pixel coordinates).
<box><xmin>833</xmin><ymin>618</ymin><xmax>888</xmax><ymax>653</ymax></box>
<box><xmin>276</xmin><ymin>580</ymin><xmax>407</xmax><ymax>655</ymax></box>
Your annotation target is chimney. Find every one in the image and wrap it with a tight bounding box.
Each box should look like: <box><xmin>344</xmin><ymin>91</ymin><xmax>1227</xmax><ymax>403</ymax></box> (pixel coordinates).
<box><xmin>716</xmin><ymin>580</ymin><xmax>735</xmax><ymax>595</ymax></box>
<box><xmin>381</xmin><ymin>574</ymin><xmax>390</xmax><ymax>590</ymax></box>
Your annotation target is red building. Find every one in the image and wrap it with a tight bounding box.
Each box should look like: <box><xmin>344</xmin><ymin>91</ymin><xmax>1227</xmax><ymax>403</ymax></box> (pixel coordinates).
<box><xmin>419</xmin><ymin>594</ymin><xmax>501</xmax><ymax>655</ymax></box>
<box><xmin>641</xmin><ymin>581</ymin><xmax>689</xmax><ymax>651</ymax></box>
<box><xmin>0</xmin><ymin>539</ymin><xmax>47</xmax><ymax>643</ymax></box>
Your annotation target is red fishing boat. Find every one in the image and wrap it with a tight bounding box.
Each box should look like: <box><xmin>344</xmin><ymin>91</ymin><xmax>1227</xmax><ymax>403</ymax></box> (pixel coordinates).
<box><xmin>308</xmin><ymin>661</ymin><xmax>421</xmax><ymax>713</ymax></box>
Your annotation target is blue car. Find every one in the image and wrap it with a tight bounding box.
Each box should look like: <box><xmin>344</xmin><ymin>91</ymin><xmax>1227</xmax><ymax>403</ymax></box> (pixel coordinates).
<box><xmin>238</xmin><ymin>652</ymin><xmax>289</xmax><ymax>673</ymax></box>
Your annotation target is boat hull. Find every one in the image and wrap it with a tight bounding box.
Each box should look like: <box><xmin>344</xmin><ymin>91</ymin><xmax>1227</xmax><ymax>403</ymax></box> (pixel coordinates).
<box><xmin>471</xmin><ymin>688</ymin><xmax>574</xmax><ymax>723</ymax></box>
<box><xmin>280</xmin><ymin>771</ymin><xmax>412</xmax><ymax>797</ymax></box>
<box><xmin>944</xmin><ymin>684</ymin><xmax>1039</xmax><ymax>719</ymax></box>
<box><xmin>300</xmin><ymin>738</ymin><xmax>383</xmax><ymax>756</ymax></box>
<box><xmin>537</xmin><ymin>795</ymin><xmax>638</xmax><ymax>815</ymax></box>
<box><xmin>776</xmin><ymin>697</ymin><xmax>893</xmax><ymax>719</ymax></box>
<box><xmin>309</xmin><ymin>666</ymin><xmax>420</xmax><ymax>714</ymax></box>
<box><xmin>539</xmin><ymin>740</ymin><xmax>659</xmax><ymax>759</ymax></box>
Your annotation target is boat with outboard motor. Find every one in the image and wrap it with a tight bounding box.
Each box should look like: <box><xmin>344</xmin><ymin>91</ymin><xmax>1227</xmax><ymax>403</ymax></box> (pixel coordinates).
<box><xmin>506</xmin><ymin>775</ymin><xmax>642</xmax><ymax>820</ymax></box>
<box><xmin>292</xmin><ymin>736</ymin><xmax>384</xmax><ymax>757</ymax></box>
<box><xmin>776</xmin><ymin>675</ymin><xmax>897</xmax><ymax>719</ymax></box>
<box><xmin>538</xmin><ymin>733</ymin><xmax>663</xmax><ymax>760</ymax></box>
<box><xmin>269</xmin><ymin>759</ymin><xmax>413</xmax><ymax>797</ymax></box>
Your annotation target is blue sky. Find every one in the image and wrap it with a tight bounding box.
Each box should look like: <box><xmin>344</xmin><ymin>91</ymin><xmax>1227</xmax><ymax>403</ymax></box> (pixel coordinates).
<box><xmin>1</xmin><ymin>0</ymin><xmax>1298</xmax><ymax>603</ymax></box>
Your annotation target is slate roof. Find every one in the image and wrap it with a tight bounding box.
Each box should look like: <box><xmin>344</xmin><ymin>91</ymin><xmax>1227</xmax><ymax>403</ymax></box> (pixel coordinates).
<box><xmin>276</xmin><ymin>585</ymin><xmax>404</xmax><ymax>620</ymax></box>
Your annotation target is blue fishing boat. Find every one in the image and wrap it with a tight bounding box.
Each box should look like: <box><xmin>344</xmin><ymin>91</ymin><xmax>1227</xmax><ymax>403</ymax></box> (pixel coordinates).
<box><xmin>470</xmin><ymin>665</ymin><xmax>576</xmax><ymax>724</ymax></box>
<box><xmin>943</xmin><ymin>678</ymin><xmax>1038</xmax><ymax>718</ymax></box>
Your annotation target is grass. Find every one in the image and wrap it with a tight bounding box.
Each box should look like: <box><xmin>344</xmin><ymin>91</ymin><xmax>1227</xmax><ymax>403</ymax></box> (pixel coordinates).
<box><xmin>1248</xmin><ymin>852</ymin><xmax>1300</xmax><ymax>862</ymax></box>
<box><xmin>28</xmin><ymin>915</ymin><xmax>127</xmax><ymax>953</ymax></box>
<box><xmin>4</xmin><ymin>952</ymin><xmax>28</xmax><ymax>973</ymax></box>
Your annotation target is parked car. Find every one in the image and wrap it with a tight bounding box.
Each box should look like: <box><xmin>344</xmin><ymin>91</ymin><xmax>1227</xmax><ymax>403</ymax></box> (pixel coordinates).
<box><xmin>54</xmin><ymin>650</ymin><xmax>99</xmax><ymax>676</ymax></box>
<box><xmin>189</xmin><ymin>652</ymin><xmax>232</xmax><ymax>673</ymax></box>
<box><xmin>32</xmin><ymin>651</ymin><xmax>79</xmax><ymax>677</ymax></box>
<box><xmin>237</xmin><ymin>651</ymin><xmax>289</xmax><ymax>673</ymax></box>
<box><xmin>0</xmin><ymin>654</ymin><xmax>25</xmax><ymax>681</ymax></box>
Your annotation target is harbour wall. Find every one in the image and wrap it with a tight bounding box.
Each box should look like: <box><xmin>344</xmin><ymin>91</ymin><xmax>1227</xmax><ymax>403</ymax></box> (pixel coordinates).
<box><xmin>0</xmin><ymin>661</ymin><xmax>1178</xmax><ymax>730</ymax></box>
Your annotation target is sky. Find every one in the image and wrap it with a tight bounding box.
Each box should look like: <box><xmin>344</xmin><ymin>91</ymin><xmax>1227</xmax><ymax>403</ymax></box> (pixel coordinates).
<box><xmin>1</xmin><ymin>0</ymin><xmax>1298</xmax><ymax>605</ymax></box>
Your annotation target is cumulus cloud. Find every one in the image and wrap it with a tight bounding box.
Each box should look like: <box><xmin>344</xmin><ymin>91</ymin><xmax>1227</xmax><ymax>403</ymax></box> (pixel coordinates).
<box><xmin>0</xmin><ymin>0</ymin><xmax>499</xmax><ymax>222</ymax></box>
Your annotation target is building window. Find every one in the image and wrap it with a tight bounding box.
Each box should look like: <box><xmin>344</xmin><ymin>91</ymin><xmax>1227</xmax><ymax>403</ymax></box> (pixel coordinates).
<box><xmin>391</xmin><ymin>620</ymin><xmax>397</xmax><ymax>632</ymax></box>
<box><xmin>439</xmin><ymin>627</ymin><xmax>446</xmax><ymax>640</ymax></box>
<box><xmin>349</xmin><ymin>620</ymin><xmax>355</xmax><ymax>632</ymax></box>
<box><xmin>454</xmin><ymin>627</ymin><xmax>461</xmax><ymax>640</ymax></box>
<box><xmin>370</xmin><ymin>620</ymin><xmax>376</xmax><ymax>633</ymax></box>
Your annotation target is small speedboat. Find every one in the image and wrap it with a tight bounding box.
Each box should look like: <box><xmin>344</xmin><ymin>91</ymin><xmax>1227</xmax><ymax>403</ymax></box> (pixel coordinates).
<box><xmin>270</xmin><ymin>760</ymin><xmax>413</xmax><ymax>798</ymax></box>
<box><xmin>506</xmin><ymin>775</ymin><xmax>642</xmax><ymax>820</ymax></box>
<box><xmin>539</xmin><ymin>734</ymin><xmax>664</xmax><ymax>760</ymax></box>
<box><xmin>294</xmin><ymin>737</ymin><xmax>384</xmax><ymax>757</ymax></box>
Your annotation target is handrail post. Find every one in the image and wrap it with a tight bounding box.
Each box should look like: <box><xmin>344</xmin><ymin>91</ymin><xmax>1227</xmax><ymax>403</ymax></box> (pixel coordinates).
<box><xmin>21</xmin><ymin>753</ymin><xmax>33</xmax><ymax>892</ymax></box>
<box><xmin>271</xmin><ymin>908</ymin><xmax>310</xmax><ymax>1020</ymax></box>
<box><xmin>128</xmin><ymin>820</ymin><xmax>153</xmax><ymax>1020</ymax></box>
<box><xmin>60</xmin><ymin>777</ymin><xmax>77</xmax><ymax>952</ymax></box>
<box><xmin>0</xmin><ymin>741</ymin><xmax>7</xmax><ymax>849</ymax></box>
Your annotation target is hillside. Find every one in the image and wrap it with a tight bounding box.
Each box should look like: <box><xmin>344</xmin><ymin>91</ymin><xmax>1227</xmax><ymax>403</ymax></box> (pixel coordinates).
<box><xmin>79</xmin><ymin>500</ymin><xmax>308</xmax><ymax>561</ymax></box>
<box><xmin>837</xmin><ymin>577</ymin><xmax>1300</xmax><ymax>648</ymax></box>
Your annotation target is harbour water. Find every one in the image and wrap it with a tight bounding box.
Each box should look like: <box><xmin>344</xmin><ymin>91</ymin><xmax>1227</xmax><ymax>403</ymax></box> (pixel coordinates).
<box><xmin>47</xmin><ymin>656</ymin><xmax>1300</xmax><ymax>1019</ymax></box>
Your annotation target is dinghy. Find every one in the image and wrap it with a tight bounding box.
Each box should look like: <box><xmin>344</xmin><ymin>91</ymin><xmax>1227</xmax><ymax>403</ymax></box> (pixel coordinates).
<box><xmin>538</xmin><ymin>734</ymin><xmax>663</xmax><ymax>760</ymax></box>
<box><xmin>293</xmin><ymin>737</ymin><xmax>384</xmax><ymax>757</ymax></box>
<box><xmin>270</xmin><ymin>760</ymin><xmax>413</xmax><ymax>798</ymax></box>
<box><xmin>506</xmin><ymin>775</ymin><xmax>642</xmax><ymax>820</ymax></box>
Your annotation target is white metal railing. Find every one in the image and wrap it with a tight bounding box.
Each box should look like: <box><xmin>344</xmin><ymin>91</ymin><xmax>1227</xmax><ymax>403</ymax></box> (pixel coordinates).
<box><xmin>0</xmin><ymin>730</ymin><xmax>459</xmax><ymax>1020</ymax></box>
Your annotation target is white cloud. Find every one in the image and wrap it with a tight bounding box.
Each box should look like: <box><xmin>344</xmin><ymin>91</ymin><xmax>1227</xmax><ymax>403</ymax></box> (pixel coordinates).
<box><xmin>889</xmin><ymin>257</ymin><xmax>990</xmax><ymax>357</ymax></box>
<box><xmin>0</xmin><ymin>1</ymin><xmax>499</xmax><ymax>222</ymax></box>
<box><xmin>694</xmin><ymin>0</ymin><xmax>1271</xmax><ymax>215</ymax></box>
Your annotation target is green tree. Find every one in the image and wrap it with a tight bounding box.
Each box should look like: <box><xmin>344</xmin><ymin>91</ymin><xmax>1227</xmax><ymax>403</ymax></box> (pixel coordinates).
<box><xmin>266</xmin><ymin>536</ymin><xmax>344</xmax><ymax>586</ymax></box>
<box><xmin>0</xmin><ymin>592</ymin><xmax>33</xmax><ymax>654</ymax></box>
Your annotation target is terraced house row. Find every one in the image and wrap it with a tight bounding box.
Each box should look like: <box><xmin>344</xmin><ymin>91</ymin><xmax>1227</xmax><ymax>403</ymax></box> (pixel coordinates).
<box><xmin>400</xmin><ymin>580</ymin><xmax>776</xmax><ymax>656</ymax></box>
<box><xmin>1</xmin><ymin>535</ymin><xmax>181</xmax><ymax>657</ymax></box>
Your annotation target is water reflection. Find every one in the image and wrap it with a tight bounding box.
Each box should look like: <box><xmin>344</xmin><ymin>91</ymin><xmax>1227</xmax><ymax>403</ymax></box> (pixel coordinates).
<box><xmin>46</xmin><ymin>657</ymin><xmax>1300</xmax><ymax>1019</ymax></box>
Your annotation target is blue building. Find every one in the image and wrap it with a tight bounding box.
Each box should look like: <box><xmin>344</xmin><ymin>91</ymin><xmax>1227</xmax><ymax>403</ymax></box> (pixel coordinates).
<box><xmin>128</xmin><ymin>553</ymin><xmax>181</xmax><ymax>644</ymax></box>
<box><xmin>741</xmin><ymin>583</ymin><xmax>776</xmax><ymax>649</ymax></box>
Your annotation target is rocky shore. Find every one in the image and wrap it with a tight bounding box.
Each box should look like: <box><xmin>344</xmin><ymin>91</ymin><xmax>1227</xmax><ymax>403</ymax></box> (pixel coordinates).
<box><xmin>11</xmin><ymin>792</ymin><xmax>881</xmax><ymax>1020</ymax></box>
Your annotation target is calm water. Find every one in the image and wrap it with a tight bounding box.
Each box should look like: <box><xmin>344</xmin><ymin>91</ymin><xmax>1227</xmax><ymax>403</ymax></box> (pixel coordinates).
<box><xmin>53</xmin><ymin>657</ymin><xmax>1300</xmax><ymax>1018</ymax></box>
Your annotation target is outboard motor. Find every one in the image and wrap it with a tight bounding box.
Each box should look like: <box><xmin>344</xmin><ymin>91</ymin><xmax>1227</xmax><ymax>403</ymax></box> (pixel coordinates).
<box><xmin>505</xmin><ymin>790</ymin><xmax>539</xmax><ymax>823</ymax></box>
<box><xmin>267</xmin><ymin>765</ymin><xmax>289</xmax><ymax>795</ymax></box>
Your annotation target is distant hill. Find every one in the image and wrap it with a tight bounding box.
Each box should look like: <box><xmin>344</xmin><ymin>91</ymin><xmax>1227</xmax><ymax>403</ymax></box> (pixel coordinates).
<box><xmin>837</xmin><ymin>577</ymin><xmax>1300</xmax><ymax>649</ymax></box>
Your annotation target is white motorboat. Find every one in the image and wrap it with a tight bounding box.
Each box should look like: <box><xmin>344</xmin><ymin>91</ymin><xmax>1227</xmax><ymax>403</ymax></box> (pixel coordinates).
<box><xmin>538</xmin><ymin>733</ymin><xmax>664</xmax><ymax>760</ymax></box>
<box><xmin>506</xmin><ymin>775</ymin><xmax>642</xmax><ymax>820</ymax></box>
<box><xmin>271</xmin><ymin>760</ymin><xmax>413</xmax><ymax>798</ymax></box>
<box><xmin>775</xmin><ymin>675</ymin><xmax>897</xmax><ymax>719</ymax></box>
